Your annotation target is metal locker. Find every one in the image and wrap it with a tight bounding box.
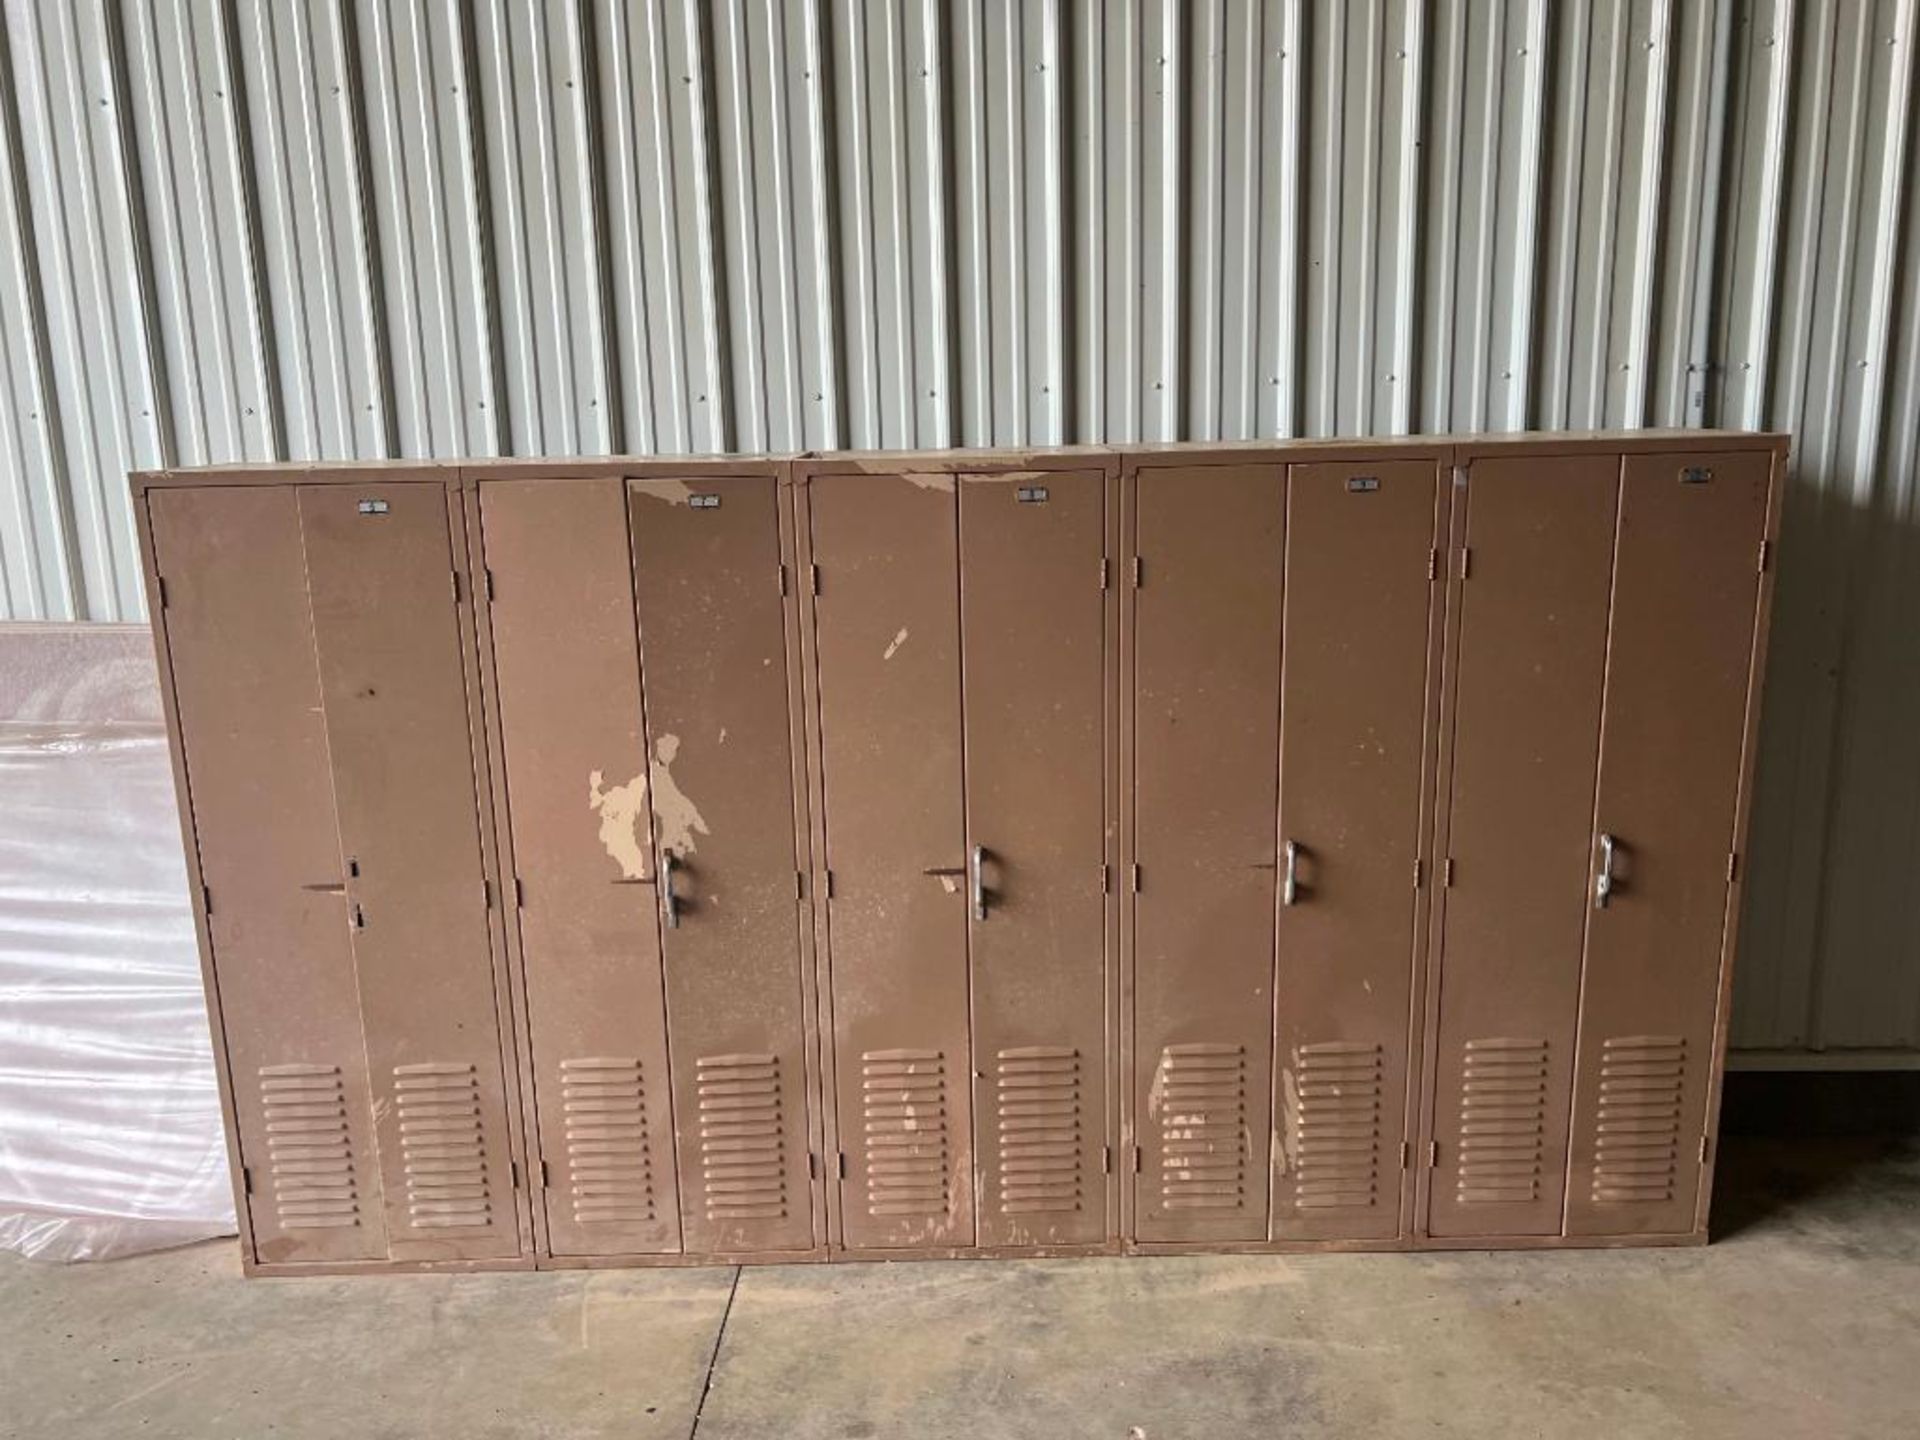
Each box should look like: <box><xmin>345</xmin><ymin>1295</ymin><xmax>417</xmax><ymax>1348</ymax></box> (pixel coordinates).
<box><xmin>148</xmin><ymin>486</ymin><xmax>391</xmax><ymax>1266</ymax></box>
<box><xmin>296</xmin><ymin>483</ymin><xmax>521</xmax><ymax>1262</ymax></box>
<box><xmin>1271</xmin><ymin>460</ymin><xmax>1444</xmax><ymax>1242</ymax></box>
<box><xmin>958</xmin><ymin>469</ymin><xmax>1112</xmax><ymax>1250</ymax></box>
<box><xmin>1563</xmin><ymin>451</ymin><xmax>1773</xmax><ymax>1237</ymax></box>
<box><xmin>1423</xmin><ymin>455</ymin><xmax>1618</xmax><ymax>1240</ymax></box>
<box><xmin>807</xmin><ymin>473</ymin><xmax>976</xmax><ymax>1250</ymax></box>
<box><xmin>478</xmin><ymin>478</ymin><xmax>683</xmax><ymax>1258</ymax></box>
<box><xmin>1130</xmin><ymin>463</ymin><xmax>1286</xmax><ymax>1245</ymax></box>
<box><xmin>627</xmin><ymin>475</ymin><xmax>818</xmax><ymax>1255</ymax></box>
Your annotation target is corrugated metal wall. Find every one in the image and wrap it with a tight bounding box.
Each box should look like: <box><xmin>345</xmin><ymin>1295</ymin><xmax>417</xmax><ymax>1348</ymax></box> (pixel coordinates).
<box><xmin>1</xmin><ymin>0</ymin><xmax>1915</xmax><ymax>1059</ymax></box>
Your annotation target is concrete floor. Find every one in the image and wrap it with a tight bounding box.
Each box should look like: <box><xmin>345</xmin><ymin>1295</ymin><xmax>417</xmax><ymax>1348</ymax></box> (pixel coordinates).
<box><xmin>4</xmin><ymin>1137</ymin><xmax>1917</xmax><ymax>1440</ymax></box>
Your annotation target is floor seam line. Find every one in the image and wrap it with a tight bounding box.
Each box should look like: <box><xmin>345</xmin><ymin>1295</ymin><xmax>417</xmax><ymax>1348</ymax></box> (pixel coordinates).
<box><xmin>687</xmin><ymin>1265</ymin><xmax>743</xmax><ymax>1440</ymax></box>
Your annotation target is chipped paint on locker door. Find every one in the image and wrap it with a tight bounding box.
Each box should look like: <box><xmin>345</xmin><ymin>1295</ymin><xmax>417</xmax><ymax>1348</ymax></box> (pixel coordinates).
<box><xmin>479</xmin><ymin>477</ymin><xmax>683</xmax><ymax>1258</ymax></box>
<box><xmin>297</xmin><ymin>482</ymin><xmax>519</xmax><ymax>1262</ymax></box>
<box><xmin>1271</xmin><ymin>459</ymin><xmax>1441</xmax><ymax>1242</ymax></box>
<box><xmin>959</xmin><ymin>468</ymin><xmax>1110</xmax><ymax>1248</ymax></box>
<box><xmin>1425</xmin><ymin>454</ymin><xmax>1617</xmax><ymax>1240</ymax></box>
<box><xmin>808</xmin><ymin>473</ymin><xmax>975</xmax><ymax>1250</ymax></box>
<box><xmin>148</xmin><ymin>486</ymin><xmax>388</xmax><ymax>1265</ymax></box>
<box><xmin>629</xmin><ymin>475</ymin><xmax>816</xmax><ymax>1254</ymax></box>
<box><xmin>1565</xmin><ymin>451</ymin><xmax>1772</xmax><ymax>1236</ymax></box>
<box><xmin>1131</xmin><ymin>462</ymin><xmax>1285</xmax><ymax>1245</ymax></box>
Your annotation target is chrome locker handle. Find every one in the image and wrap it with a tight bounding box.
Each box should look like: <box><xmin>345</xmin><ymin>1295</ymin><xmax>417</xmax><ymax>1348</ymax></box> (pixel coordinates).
<box><xmin>970</xmin><ymin>844</ymin><xmax>988</xmax><ymax>921</ymax></box>
<box><xmin>661</xmin><ymin>849</ymin><xmax>681</xmax><ymax>929</ymax></box>
<box><xmin>1595</xmin><ymin>833</ymin><xmax>1616</xmax><ymax>910</ymax></box>
<box><xmin>1282</xmin><ymin>840</ymin><xmax>1300</xmax><ymax>906</ymax></box>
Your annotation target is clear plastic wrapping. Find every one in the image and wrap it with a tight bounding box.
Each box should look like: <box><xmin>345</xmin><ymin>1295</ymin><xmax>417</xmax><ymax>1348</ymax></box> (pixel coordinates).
<box><xmin>0</xmin><ymin>721</ymin><xmax>236</xmax><ymax>1260</ymax></box>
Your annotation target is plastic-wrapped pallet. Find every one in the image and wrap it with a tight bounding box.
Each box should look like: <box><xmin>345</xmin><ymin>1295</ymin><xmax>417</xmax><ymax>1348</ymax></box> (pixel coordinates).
<box><xmin>0</xmin><ymin>627</ymin><xmax>235</xmax><ymax>1260</ymax></box>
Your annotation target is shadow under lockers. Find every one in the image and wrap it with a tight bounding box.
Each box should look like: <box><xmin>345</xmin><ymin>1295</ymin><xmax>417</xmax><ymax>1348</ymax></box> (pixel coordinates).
<box><xmin>133</xmin><ymin>433</ymin><xmax>1782</xmax><ymax>1274</ymax></box>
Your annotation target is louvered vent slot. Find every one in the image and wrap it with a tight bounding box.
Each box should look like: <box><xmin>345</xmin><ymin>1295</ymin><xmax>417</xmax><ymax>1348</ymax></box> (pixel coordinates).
<box><xmin>1591</xmin><ymin>1036</ymin><xmax>1687</xmax><ymax>1204</ymax></box>
<box><xmin>1156</xmin><ymin>1043</ymin><xmax>1247</xmax><ymax>1212</ymax></box>
<box><xmin>1282</xmin><ymin>1041</ymin><xmax>1382</xmax><ymax>1210</ymax></box>
<box><xmin>996</xmin><ymin>1046</ymin><xmax>1083</xmax><ymax>1215</ymax></box>
<box><xmin>862</xmin><ymin>1049</ymin><xmax>949</xmax><ymax>1218</ymax></box>
<box><xmin>561</xmin><ymin>1057</ymin><xmax>656</xmax><ymax>1224</ymax></box>
<box><xmin>697</xmin><ymin>1053</ymin><xmax>787</xmax><ymax>1221</ymax></box>
<box><xmin>258</xmin><ymin>1064</ymin><xmax>361</xmax><ymax>1231</ymax></box>
<box><xmin>393</xmin><ymin>1062</ymin><xmax>492</xmax><ymax>1229</ymax></box>
<box><xmin>1456</xmin><ymin>1038</ymin><xmax>1549</xmax><ymax>1205</ymax></box>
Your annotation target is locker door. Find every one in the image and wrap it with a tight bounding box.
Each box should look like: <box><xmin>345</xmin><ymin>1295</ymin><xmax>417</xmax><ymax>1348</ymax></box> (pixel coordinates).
<box><xmin>629</xmin><ymin>477</ymin><xmax>815</xmax><ymax>1254</ymax></box>
<box><xmin>1565</xmin><ymin>451</ymin><xmax>1771</xmax><ymax>1237</ymax></box>
<box><xmin>1425</xmin><ymin>456</ymin><xmax>1617</xmax><ymax>1240</ymax></box>
<box><xmin>959</xmin><ymin>470</ymin><xmax>1110</xmax><ymax>1249</ymax></box>
<box><xmin>480</xmin><ymin>479</ymin><xmax>682</xmax><ymax>1258</ymax></box>
<box><xmin>1132</xmin><ymin>464</ymin><xmax>1285</xmax><ymax>1244</ymax></box>
<box><xmin>298</xmin><ymin>483</ymin><xmax>520</xmax><ymax>1262</ymax></box>
<box><xmin>150</xmin><ymin>487</ymin><xmax>389</xmax><ymax>1266</ymax></box>
<box><xmin>809</xmin><ymin>474</ymin><xmax>974</xmax><ymax>1249</ymax></box>
<box><xmin>1272</xmin><ymin>460</ymin><xmax>1441</xmax><ymax>1241</ymax></box>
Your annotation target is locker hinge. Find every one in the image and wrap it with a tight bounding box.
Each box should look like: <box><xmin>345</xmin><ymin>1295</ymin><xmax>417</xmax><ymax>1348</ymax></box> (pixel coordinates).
<box><xmin>515</xmin><ymin>876</ymin><xmax>526</xmax><ymax>909</ymax></box>
<box><xmin>1443</xmin><ymin>857</ymin><xmax>1455</xmax><ymax>887</ymax></box>
<box><xmin>482</xmin><ymin>878</ymin><xmax>493</xmax><ymax>909</ymax></box>
<box><xmin>1428</xmin><ymin>1140</ymin><xmax>1440</xmax><ymax>1166</ymax></box>
<box><xmin>156</xmin><ymin>575</ymin><xmax>169</xmax><ymax>608</ymax></box>
<box><xmin>1400</xmin><ymin>1141</ymin><xmax>1412</xmax><ymax>1169</ymax></box>
<box><xmin>1452</xmin><ymin>463</ymin><xmax>1469</xmax><ymax>488</ymax></box>
<box><xmin>540</xmin><ymin>1160</ymin><xmax>552</xmax><ymax>1189</ymax></box>
<box><xmin>778</xmin><ymin>562</ymin><xmax>789</xmax><ymax>595</ymax></box>
<box><xmin>1131</xmin><ymin>555</ymin><xmax>1144</xmax><ymax>588</ymax></box>
<box><xmin>1100</xmin><ymin>557</ymin><xmax>1111</xmax><ymax>590</ymax></box>
<box><xmin>837</xmin><ymin>1151</ymin><xmax>848</xmax><ymax>1181</ymax></box>
<box><xmin>451</xmin><ymin>569</ymin><xmax>462</xmax><ymax>604</ymax></box>
<box><xmin>1132</xmin><ymin>1144</ymin><xmax>1143</xmax><ymax>1174</ymax></box>
<box><xmin>808</xmin><ymin>1152</ymin><xmax>819</xmax><ymax>1180</ymax></box>
<box><xmin>824</xmin><ymin>870</ymin><xmax>835</xmax><ymax>900</ymax></box>
<box><xmin>1758</xmin><ymin>539</ymin><xmax>1772</xmax><ymax>574</ymax></box>
<box><xmin>1699</xmin><ymin>1135</ymin><xmax>1712</xmax><ymax>1164</ymax></box>
<box><xmin>510</xmin><ymin>1159</ymin><xmax>521</xmax><ymax>1190</ymax></box>
<box><xmin>1101</xmin><ymin>863</ymin><xmax>1111</xmax><ymax>895</ymax></box>
<box><xmin>241</xmin><ymin>1165</ymin><xmax>253</xmax><ymax>1196</ymax></box>
<box><xmin>1102</xmin><ymin>1144</ymin><xmax>1113</xmax><ymax>1174</ymax></box>
<box><xmin>810</xmin><ymin>562</ymin><xmax>821</xmax><ymax>595</ymax></box>
<box><xmin>796</xmin><ymin>871</ymin><xmax>806</xmax><ymax>900</ymax></box>
<box><xmin>1727</xmin><ymin>852</ymin><xmax>1738</xmax><ymax>883</ymax></box>
<box><xmin>1130</xmin><ymin>863</ymin><xmax>1141</xmax><ymax>893</ymax></box>
<box><xmin>1413</xmin><ymin>858</ymin><xmax>1424</xmax><ymax>888</ymax></box>
<box><xmin>1457</xmin><ymin>547</ymin><xmax>1472</xmax><ymax>580</ymax></box>
<box><xmin>1427</xmin><ymin>548</ymin><xmax>1438</xmax><ymax>581</ymax></box>
<box><xmin>484</xmin><ymin>567</ymin><xmax>495</xmax><ymax>602</ymax></box>
<box><xmin>201</xmin><ymin>883</ymin><xmax>213</xmax><ymax>916</ymax></box>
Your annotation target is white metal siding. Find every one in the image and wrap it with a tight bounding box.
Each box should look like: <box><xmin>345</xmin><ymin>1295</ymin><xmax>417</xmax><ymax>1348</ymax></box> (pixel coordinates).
<box><xmin>1</xmin><ymin>0</ymin><xmax>1914</xmax><ymax>1058</ymax></box>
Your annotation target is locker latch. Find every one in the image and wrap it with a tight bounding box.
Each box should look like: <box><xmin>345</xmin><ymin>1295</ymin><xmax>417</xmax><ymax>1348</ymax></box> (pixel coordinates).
<box><xmin>690</xmin><ymin>493</ymin><xmax>722</xmax><ymax>509</ymax></box>
<box><xmin>357</xmin><ymin>499</ymin><xmax>389</xmax><ymax>515</ymax></box>
<box><xmin>1346</xmin><ymin>476</ymin><xmax>1379</xmax><ymax>493</ymax></box>
<box><xmin>1680</xmin><ymin>466</ymin><xmax>1713</xmax><ymax>485</ymax></box>
<box><xmin>1016</xmin><ymin>485</ymin><xmax>1049</xmax><ymax>503</ymax></box>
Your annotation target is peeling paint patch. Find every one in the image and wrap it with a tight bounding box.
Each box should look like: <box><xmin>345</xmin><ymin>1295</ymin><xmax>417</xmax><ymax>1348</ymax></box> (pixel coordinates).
<box><xmin>588</xmin><ymin>768</ymin><xmax>653</xmax><ymax>880</ymax></box>
<box><xmin>883</xmin><ymin>627</ymin><xmax>909</xmax><ymax>661</ymax></box>
<box><xmin>635</xmin><ymin>478</ymin><xmax>696</xmax><ymax>504</ymax></box>
<box><xmin>651</xmin><ymin>733</ymin><xmax>711</xmax><ymax>855</ymax></box>
<box><xmin>901</xmin><ymin>472</ymin><xmax>955</xmax><ymax>492</ymax></box>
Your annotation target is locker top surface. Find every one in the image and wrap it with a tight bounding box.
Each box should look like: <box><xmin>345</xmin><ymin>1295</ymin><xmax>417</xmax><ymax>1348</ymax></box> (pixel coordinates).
<box><xmin>128</xmin><ymin>430</ymin><xmax>1790</xmax><ymax>491</ymax></box>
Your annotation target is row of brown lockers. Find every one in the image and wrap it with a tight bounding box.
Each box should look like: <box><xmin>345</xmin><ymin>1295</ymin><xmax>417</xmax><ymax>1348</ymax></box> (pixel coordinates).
<box><xmin>133</xmin><ymin>433</ymin><xmax>1783</xmax><ymax>1274</ymax></box>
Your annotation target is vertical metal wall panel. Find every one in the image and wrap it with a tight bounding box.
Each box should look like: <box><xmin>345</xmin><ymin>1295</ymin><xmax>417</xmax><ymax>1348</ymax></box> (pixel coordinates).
<box><xmin>4</xmin><ymin>0</ymin><xmax>1920</xmax><ymax>1059</ymax></box>
<box><xmin>235</xmin><ymin>0</ymin><xmax>389</xmax><ymax>462</ymax></box>
<box><xmin>354</xmin><ymin>0</ymin><xmax>499</xmax><ymax>459</ymax></box>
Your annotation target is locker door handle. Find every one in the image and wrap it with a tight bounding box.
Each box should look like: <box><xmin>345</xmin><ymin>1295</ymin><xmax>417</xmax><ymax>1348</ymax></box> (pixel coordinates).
<box><xmin>1595</xmin><ymin>833</ymin><xmax>1617</xmax><ymax>910</ymax></box>
<box><xmin>1282</xmin><ymin>840</ymin><xmax>1301</xmax><ymax>906</ymax></box>
<box><xmin>970</xmin><ymin>844</ymin><xmax>988</xmax><ymax>921</ymax></box>
<box><xmin>661</xmin><ymin>850</ymin><xmax>682</xmax><ymax>929</ymax></box>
